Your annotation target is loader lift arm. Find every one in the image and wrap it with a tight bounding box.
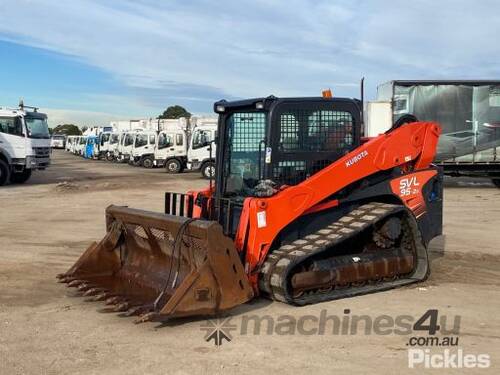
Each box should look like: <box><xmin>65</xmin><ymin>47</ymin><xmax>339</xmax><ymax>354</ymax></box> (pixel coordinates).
<box><xmin>237</xmin><ymin>120</ymin><xmax>441</xmax><ymax>276</ymax></box>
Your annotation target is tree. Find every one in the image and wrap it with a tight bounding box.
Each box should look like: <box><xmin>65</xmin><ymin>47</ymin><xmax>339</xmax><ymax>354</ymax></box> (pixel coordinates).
<box><xmin>158</xmin><ymin>105</ymin><xmax>191</xmax><ymax>119</ymax></box>
<box><xmin>81</xmin><ymin>126</ymin><xmax>88</xmax><ymax>133</ymax></box>
<box><xmin>53</xmin><ymin>124</ymin><xmax>82</xmax><ymax>136</ymax></box>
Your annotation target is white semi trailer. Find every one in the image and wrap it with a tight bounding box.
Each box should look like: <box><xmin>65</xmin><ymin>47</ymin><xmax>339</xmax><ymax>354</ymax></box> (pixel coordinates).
<box><xmin>0</xmin><ymin>103</ymin><xmax>51</xmax><ymax>185</ymax></box>
<box><xmin>369</xmin><ymin>80</ymin><xmax>500</xmax><ymax>186</ymax></box>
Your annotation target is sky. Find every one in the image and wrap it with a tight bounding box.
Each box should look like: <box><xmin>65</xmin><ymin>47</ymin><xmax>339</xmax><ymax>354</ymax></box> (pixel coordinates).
<box><xmin>0</xmin><ymin>0</ymin><xmax>499</xmax><ymax>127</ymax></box>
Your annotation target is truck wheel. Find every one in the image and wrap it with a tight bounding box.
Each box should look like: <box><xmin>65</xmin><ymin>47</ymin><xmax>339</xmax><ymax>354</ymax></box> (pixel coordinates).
<box><xmin>165</xmin><ymin>159</ymin><xmax>181</xmax><ymax>174</ymax></box>
<box><xmin>142</xmin><ymin>156</ymin><xmax>154</xmax><ymax>169</ymax></box>
<box><xmin>492</xmin><ymin>179</ymin><xmax>500</xmax><ymax>188</ymax></box>
<box><xmin>201</xmin><ymin>162</ymin><xmax>215</xmax><ymax>179</ymax></box>
<box><xmin>10</xmin><ymin>169</ymin><xmax>32</xmax><ymax>184</ymax></box>
<box><xmin>106</xmin><ymin>153</ymin><xmax>114</xmax><ymax>162</ymax></box>
<box><xmin>0</xmin><ymin>160</ymin><xmax>10</xmax><ymax>186</ymax></box>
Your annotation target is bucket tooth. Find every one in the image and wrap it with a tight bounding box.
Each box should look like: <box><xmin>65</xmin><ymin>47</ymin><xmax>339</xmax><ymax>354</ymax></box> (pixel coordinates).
<box><xmin>134</xmin><ymin>312</ymin><xmax>158</xmax><ymax>324</ymax></box>
<box><xmin>68</xmin><ymin>280</ymin><xmax>85</xmax><ymax>288</ymax></box>
<box><xmin>59</xmin><ymin>276</ymin><xmax>77</xmax><ymax>284</ymax></box>
<box><xmin>91</xmin><ymin>292</ymin><xmax>113</xmax><ymax>302</ymax></box>
<box><xmin>122</xmin><ymin>305</ymin><xmax>151</xmax><ymax>317</ymax></box>
<box><xmin>83</xmin><ymin>288</ymin><xmax>105</xmax><ymax>297</ymax></box>
<box><xmin>77</xmin><ymin>283</ymin><xmax>94</xmax><ymax>292</ymax></box>
<box><xmin>57</xmin><ymin>273</ymin><xmax>76</xmax><ymax>282</ymax></box>
<box><xmin>105</xmin><ymin>296</ymin><xmax>125</xmax><ymax>305</ymax></box>
<box><xmin>113</xmin><ymin>302</ymin><xmax>130</xmax><ymax>312</ymax></box>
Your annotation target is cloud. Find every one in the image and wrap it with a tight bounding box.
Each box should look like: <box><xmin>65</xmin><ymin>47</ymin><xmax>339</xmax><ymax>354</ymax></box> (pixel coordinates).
<box><xmin>44</xmin><ymin>108</ymin><xmax>124</xmax><ymax>127</ymax></box>
<box><xmin>0</xmin><ymin>0</ymin><xmax>499</xmax><ymax>116</ymax></box>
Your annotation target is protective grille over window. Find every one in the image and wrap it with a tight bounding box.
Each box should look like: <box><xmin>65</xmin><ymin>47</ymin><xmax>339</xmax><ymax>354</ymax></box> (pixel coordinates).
<box><xmin>223</xmin><ymin>112</ymin><xmax>267</xmax><ymax>197</ymax></box>
<box><xmin>231</xmin><ymin>113</ymin><xmax>266</xmax><ymax>152</ymax></box>
<box><xmin>274</xmin><ymin>109</ymin><xmax>354</xmax><ymax>186</ymax></box>
<box><xmin>279</xmin><ymin>110</ymin><xmax>354</xmax><ymax>152</ymax></box>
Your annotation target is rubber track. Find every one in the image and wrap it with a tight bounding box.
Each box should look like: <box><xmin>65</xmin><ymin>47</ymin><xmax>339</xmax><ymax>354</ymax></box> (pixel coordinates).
<box><xmin>258</xmin><ymin>202</ymin><xmax>429</xmax><ymax>305</ymax></box>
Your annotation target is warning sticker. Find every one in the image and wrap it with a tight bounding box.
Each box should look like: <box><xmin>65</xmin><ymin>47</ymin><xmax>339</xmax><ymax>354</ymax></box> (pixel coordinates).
<box><xmin>257</xmin><ymin>211</ymin><xmax>267</xmax><ymax>228</ymax></box>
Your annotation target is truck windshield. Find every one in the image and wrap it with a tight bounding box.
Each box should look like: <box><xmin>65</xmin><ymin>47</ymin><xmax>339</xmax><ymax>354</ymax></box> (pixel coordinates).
<box><xmin>25</xmin><ymin>116</ymin><xmax>50</xmax><ymax>139</ymax></box>
<box><xmin>110</xmin><ymin>134</ymin><xmax>119</xmax><ymax>144</ymax></box>
<box><xmin>222</xmin><ymin>112</ymin><xmax>267</xmax><ymax>197</ymax></box>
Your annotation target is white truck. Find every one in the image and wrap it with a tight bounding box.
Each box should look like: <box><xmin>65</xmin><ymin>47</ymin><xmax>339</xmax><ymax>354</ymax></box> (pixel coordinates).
<box><xmin>187</xmin><ymin>122</ymin><xmax>217</xmax><ymax>179</ymax></box>
<box><xmin>75</xmin><ymin>136</ymin><xmax>86</xmax><ymax>156</ymax></box>
<box><xmin>116</xmin><ymin>131</ymin><xmax>138</xmax><ymax>162</ymax></box>
<box><xmin>148</xmin><ymin>121</ymin><xmax>217</xmax><ymax>177</ymax></box>
<box><xmin>50</xmin><ymin>134</ymin><xmax>66</xmax><ymax>149</ymax></box>
<box><xmin>153</xmin><ymin>123</ymin><xmax>188</xmax><ymax>173</ymax></box>
<box><xmin>130</xmin><ymin>131</ymin><xmax>157</xmax><ymax>167</ymax></box>
<box><xmin>65</xmin><ymin>135</ymin><xmax>77</xmax><ymax>152</ymax></box>
<box><xmin>97</xmin><ymin>131</ymin><xmax>113</xmax><ymax>160</ymax></box>
<box><xmin>0</xmin><ymin>103</ymin><xmax>51</xmax><ymax>185</ymax></box>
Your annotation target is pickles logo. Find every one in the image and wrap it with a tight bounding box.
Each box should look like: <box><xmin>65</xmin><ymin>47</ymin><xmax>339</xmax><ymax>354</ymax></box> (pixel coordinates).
<box><xmin>200</xmin><ymin>317</ymin><xmax>236</xmax><ymax>347</ymax></box>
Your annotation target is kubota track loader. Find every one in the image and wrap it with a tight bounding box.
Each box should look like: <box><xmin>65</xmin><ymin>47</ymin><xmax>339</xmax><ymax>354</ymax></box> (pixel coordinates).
<box><xmin>58</xmin><ymin>94</ymin><xmax>442</xmax><ymax>322</ymax></box>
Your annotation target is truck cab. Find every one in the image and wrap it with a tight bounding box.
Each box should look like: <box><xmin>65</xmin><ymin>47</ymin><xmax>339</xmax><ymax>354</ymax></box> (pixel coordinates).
<box><xmin>118</xmin><ymin>131</ymin><xmax>137</xmax><ymax>163</ymax></box>
<box><xmin>51</xmin><ymin>134</ymin><xmax>66</xmax><ymax>149</ymax></box>
<box><xmin>130</xmin><ymin>131</ymin><xmax>156</xmax><ymax>167</ymax></box>
<box><xmin>153</xmin><ymin>125</ymin><xmax>187</xmax><ymax>173</ymax></box>
<box><xmin>65</xmin><ymin>136</ymin><xmax>76</xmax><ymax>152</ymax></box>
<box><xmin>98</xmin><ymin>131</ymin><xmax>113</xmax><ymax>160</ymax></box>
<box><xmin>76</xmin><ymin>136</ymin><xmax>86</xmax><ymax>156</ymax></box>
<box><xmin>0</xmin><ymin>104</ymin><xmax>51</xmax><ymax>185</ymax></box>
<box><xmin>187</xmin><ymin>123</ymin><xmax>217</xmax><ymax>179</ymax></box>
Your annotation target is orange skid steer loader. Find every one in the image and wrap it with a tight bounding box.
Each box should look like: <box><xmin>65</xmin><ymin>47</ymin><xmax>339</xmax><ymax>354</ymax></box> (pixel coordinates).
<box><xmin>58</xmin><ymin>95</ymin><xmax>442</xmax><ymax>322</ymax></box>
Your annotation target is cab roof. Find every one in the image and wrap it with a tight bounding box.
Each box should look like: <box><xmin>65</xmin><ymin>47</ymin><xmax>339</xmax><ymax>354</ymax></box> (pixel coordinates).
<box><xmin>213</xmin><ymin>96</ymin><xmax>361</xmax><ymax>113</ymax></box>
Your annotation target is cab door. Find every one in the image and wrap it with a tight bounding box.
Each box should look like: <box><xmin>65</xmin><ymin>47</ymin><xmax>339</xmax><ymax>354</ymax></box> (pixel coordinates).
<box><xmin>155</xmin><ymin>132</ymin><xmax>173</xmax><ymax>160</ymax></box>
<box><xmin>172</xmin><ymin>132</ymin><xmax>186</xmax><ymax>156</ymax></box>
<box><xmin>0</xmin><ymin>116</ymin><xmax>25</xmax><ymax>160</ymax></box>
<box><xmin>188</xmin><ymin>128</ymin><xmax>215</xmax><ymax>163</ymax></box>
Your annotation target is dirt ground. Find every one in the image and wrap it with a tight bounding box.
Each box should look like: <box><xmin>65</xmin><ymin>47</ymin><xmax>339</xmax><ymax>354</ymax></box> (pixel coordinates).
<box><xmin>1</xmin><ymin>150</ymin><xmax>499</xmax><ymax>374</ymax></box>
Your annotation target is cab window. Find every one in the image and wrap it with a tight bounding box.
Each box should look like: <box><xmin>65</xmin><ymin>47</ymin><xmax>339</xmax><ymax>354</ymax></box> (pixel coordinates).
<box><xmin>158</xmin><ymin>133</ymin><xmax>173</xmax><ymax>149</ymax></box>
<box><xmin>124</xmin><ymin>134</ymin><xmax>134</xmax><ymax>146</ymax></box>
<box><xmin>0</xmin><ymin>117</ymin><xmax>23</xmax><ymax>136</ymax></box>
<box><xmin>192</xmin><ymin>130</ymin><xmax>213</xmax><ymax>149</ymax></box>
<box><xmin>176</xmin><ymin>133</ymin><xmax>183</xmax><ymax>146</ymax></box>
<box><xmin>135</xmin><ymin>134</ymin><xmax>148</xmax><ymax>147</ymax></box>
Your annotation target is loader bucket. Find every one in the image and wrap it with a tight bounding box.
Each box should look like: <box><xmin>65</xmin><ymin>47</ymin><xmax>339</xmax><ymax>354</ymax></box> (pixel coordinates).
<box><xmin>57</xmin><ymin>205</ymin><xmax>254</xmax><ymax>322</ymax></box>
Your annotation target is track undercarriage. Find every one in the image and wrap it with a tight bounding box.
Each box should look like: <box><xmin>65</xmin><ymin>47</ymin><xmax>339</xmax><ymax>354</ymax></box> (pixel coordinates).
<box><xmin>259</xmin><ymin>202</ymin><xmax>429</xmax><ymax>305</ymax></box>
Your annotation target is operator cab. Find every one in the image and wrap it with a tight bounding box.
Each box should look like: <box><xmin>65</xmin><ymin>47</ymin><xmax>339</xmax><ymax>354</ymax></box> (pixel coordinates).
<box><xmin>214</xmin><ymin>96</ymin><xmax>362</xmax><ymax>200</ymax></box>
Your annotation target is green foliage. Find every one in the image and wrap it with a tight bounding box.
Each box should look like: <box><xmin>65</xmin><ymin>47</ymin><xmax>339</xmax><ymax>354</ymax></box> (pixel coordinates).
<box><xmin>53</xmin><ymin>124</ymin><xmax>82</xmax><ymax>136</ymax></box>
<box><xmin>158</xmin><ymin>105</ymin><xmax>191</xmax><ymax>119</ymax></box>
